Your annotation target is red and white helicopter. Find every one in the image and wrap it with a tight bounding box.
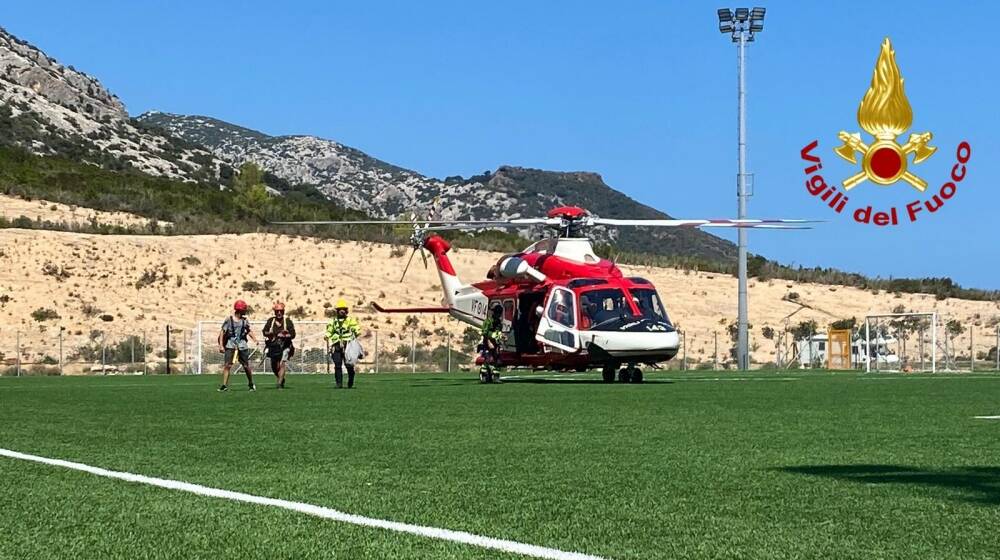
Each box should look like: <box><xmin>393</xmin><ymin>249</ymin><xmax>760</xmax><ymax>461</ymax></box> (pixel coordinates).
<box><xmin>278</xmin><ymin>206</ymin><xmax>809</xmax><ymax>382</ymax></box>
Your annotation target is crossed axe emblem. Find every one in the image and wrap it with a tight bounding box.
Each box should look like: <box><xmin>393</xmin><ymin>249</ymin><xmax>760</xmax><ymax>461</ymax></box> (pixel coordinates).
<box><xmin>834</xmin><ymin>131</ymin><xmax>936</xmax><ymax>191</ymax></box>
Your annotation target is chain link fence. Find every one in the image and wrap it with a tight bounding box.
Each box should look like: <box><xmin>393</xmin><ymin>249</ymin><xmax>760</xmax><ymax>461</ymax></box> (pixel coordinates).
<box><xmin>2</xmin><ymin>320</ymin><xmax>997</xmax><ymax>377</ymax></box>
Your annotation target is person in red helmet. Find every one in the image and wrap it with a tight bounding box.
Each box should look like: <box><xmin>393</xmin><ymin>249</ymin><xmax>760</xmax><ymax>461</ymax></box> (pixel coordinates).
<box><xmin>217</xmin><ymin>299</ymin><xmax>259</xmax><ymax>392</ymax></box>
<box><xmin>263</xmin><ymin>301</ymin><xmax>296</xmax><ymax>389</ymax></box>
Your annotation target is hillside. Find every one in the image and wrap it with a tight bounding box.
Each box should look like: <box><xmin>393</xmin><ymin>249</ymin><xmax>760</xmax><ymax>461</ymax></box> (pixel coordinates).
<box><xmin>1</xmin><ymin>218</ymin><xmax>996</xmax><ymax>374</ymax></box>
<box><xmin>137</xmin><ymin>112</ymin><xmax>738</xmax><ymax>262</ymax></box>
<box><xmin>0</xmin><ymin>27</ymin><xmax>219</xmax><ymax>181</ymax></box>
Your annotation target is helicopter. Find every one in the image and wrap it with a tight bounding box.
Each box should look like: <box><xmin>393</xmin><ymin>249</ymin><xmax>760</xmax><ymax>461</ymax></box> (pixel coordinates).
<box><xmin>277</xmin><ymin>206</ymin><xmax>810</xmax><ymax>383</ymax></box>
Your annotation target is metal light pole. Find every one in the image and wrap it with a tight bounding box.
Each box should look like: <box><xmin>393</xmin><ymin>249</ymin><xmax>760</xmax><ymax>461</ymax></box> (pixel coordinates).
<box><xmin>718</xmin><ymin>7</ymin><xmax>765</xmax><ymax>370</ymax></box>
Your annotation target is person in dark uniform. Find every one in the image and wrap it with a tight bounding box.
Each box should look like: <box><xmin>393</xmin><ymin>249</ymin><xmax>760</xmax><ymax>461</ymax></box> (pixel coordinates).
<box><xmin>263</xmin><ymin>301</ymin><xmax>296</xmax><ymax>389</ymax></box>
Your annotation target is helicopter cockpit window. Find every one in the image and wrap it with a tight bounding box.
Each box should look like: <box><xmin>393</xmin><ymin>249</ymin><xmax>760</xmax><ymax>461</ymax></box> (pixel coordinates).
<box><xmin>546</xmin><ymin>288</ymin><xmax>576</xmax><ymax>328</ymax></box>
<box><xmin>580</xmin><ymin>289</ymin><xmax>631</xmax><ymax>327</ymax></box>
<box><xmin>630</xmin><ymin>288</ymin><xmax>670</xmax><ymax>324</ymax></box>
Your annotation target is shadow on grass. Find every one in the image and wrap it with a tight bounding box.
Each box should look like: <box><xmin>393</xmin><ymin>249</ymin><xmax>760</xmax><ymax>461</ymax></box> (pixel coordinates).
<box><xmin>780</xmin><ymin>464</ymin><xmax>1000</xmax><ymax>505</ymax></box>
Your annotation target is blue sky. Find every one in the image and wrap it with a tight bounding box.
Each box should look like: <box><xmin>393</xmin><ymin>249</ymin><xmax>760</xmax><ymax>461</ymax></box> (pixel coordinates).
<box><xmin>4</xmin><ymin>1</ymin><xmax>998</xmax><ymax>288</ymax></box>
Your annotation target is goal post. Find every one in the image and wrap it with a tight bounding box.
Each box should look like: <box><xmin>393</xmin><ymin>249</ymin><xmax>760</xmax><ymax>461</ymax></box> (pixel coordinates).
<box><xmin>195</xmin><ymin>320</ymin><xmax>334</xmax><ymax>375</ymax></box>
<box><xmin>863</xmin><ymin>312</ymin><xmax>937</xmax><ymax>373</ymax></box>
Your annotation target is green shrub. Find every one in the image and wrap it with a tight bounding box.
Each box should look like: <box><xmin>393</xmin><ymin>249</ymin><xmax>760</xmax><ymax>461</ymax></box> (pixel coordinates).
<box><xmin>31</xmin><ymin>308</ymin><xmax>60</xmax><ymax>322</ymax></box>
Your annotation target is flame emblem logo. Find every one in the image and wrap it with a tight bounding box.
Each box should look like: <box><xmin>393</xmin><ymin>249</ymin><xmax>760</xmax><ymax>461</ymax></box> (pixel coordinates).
<box><xmin>834</xmin><ymin>38</ymin><xmax>936</xmax><ymax>191</ymax></box>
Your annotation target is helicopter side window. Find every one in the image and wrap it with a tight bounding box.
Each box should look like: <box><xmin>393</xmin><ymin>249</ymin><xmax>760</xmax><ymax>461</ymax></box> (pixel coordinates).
<box><xmin>630</xmin><ymin>288</ymin><xmax>670</xmax><ymax>324</ymax></box>
<box><xmin>502</xmin><ymin>300</ymin><xmax>515</xmax><ymax>331</ymax></box>
<box><xmin>546</xmin><ymin>288</ymin><xmax>576</xmax><ymax>328</ymax></box>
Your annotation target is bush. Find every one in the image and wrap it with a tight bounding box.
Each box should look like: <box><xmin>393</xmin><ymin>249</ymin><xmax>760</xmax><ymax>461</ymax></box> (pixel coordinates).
<box><xmin>135</xmin><ymin>266</ymin><xmax>168</xmax><ymax>289</ymax></box>
<box><xmin>41</xmin><ymin>262</ymin><xmax>72</xmax><ymax>281</ymax></box>
<box><xmin>81</xmin><ymin>302</ymin><xmax>102</xmax><ymax>318</ymax></box>
<box><xmin>31</xmin><ymin>307</ymin><xmax>60</xmax><ymax>322</ymax></box>
<box><xmin>179</xmin><ymin>256</ymin><xmax>201</xmax><ymax>265</ymax></box>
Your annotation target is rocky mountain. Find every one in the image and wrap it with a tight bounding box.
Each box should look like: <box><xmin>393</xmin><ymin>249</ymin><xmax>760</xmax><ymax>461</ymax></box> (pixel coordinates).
<box><xmin>0</xmin><ymin>27</ymin><xmax>218</xmax><ymax>181</ymax></box>
<box><xmin>138</xmin><ymin>112</ymin><xmax>738</xmax><ymax>261</ymax></box>
<box><xmin>0</xmin><ymin>24</ymin><xmax>735</xmax><ymax>263</ymax></box>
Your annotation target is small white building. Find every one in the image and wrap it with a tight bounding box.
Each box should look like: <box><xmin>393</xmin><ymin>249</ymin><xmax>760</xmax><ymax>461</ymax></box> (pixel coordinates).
<box><xmin>796</xmin><ymin>332</ymin><xmax>899</xmax><ymax>368</ymax></box>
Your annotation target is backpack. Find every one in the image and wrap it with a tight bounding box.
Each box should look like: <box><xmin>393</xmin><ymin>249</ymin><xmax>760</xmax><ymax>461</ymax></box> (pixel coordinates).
<box><xmin>223</xmin><ymin>316</ymin><xmax>249</xmax><ymax>347</ymax></box>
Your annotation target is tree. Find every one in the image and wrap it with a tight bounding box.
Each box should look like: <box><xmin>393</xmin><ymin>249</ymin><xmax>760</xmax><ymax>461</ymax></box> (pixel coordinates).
<box><xmin>789</xmin><ymin>320</ymin><xmax>818</xmax><ymax>341</ymax></box>
<box><xmin>830</xmin><ymin>317</ymin><xmax>857</xmax><ymax>331</ymax></box>
<box><xmin>234</xmin><ymin>162</ymin><xmax>264</xmax><ymax>190</ymax></box>
<box><xmin>726</xmin><ymin>320</ymin><xmax>753</xmax><ymax>361</ymax></box>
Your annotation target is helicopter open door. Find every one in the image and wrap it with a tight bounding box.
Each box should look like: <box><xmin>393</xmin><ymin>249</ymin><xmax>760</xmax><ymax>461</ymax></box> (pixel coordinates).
<box><xmin>535</xmin><ymin>286</ymin><xmax>580</xmax><ymax>353</ymax></box>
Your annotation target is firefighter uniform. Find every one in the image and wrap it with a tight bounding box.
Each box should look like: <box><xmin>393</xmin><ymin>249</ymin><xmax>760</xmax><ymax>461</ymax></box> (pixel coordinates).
<box><xmin>326</xmin><ymin>300</ymin><xmax>361</xmax><ymax>388</ymax></box>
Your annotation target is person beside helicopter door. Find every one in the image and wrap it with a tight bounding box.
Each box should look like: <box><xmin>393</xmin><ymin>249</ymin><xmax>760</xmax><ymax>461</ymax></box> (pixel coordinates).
<box><xmin>479</xmin><ymin>304</ymin><xmax>504</xmax><ymax>383</ymax></box>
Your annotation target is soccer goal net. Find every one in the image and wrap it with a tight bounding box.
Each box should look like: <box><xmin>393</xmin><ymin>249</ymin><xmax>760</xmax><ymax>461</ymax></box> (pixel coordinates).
<box><xmin>194</xmin><ymin>320</ymin><xmax>334</xmax><ymax>375</ymax></box>
<box><xmin>862</xmin><ymin>312</ymin><xmax>938</xmax><ymax>373</ymax></box>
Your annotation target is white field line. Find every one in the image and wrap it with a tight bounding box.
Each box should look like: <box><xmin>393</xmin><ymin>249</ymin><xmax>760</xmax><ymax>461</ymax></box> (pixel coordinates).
<box><xmin>973</xmin><ymin>415</ymin><xmax>1000</xmax><ymax>420</ymax></box>
<box><xmin>0</xmin><ymin>447</ymin><xmax>605</xmax><ymax>560</ymax></box>
<box><xmin>499</xmin><ymin>374</ymin><xmax>798</xmax><ymax>382</ymax></box>
<box><xmin>858</xmin><ymin>375</ymin><xmax>1000</xmax><ymax>381</ymax></box>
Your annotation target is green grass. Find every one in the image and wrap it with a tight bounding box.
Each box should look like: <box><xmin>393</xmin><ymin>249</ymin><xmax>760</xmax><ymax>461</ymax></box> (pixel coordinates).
<box><xmin>1</xmin><ymin>371</ymin><xmax>999</xmax><ymax>559</ymax></box>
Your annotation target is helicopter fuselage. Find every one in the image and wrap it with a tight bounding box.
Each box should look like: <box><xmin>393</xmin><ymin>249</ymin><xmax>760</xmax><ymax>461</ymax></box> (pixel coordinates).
<box><xmin>423</xmin><ymin>234</ymin><xmax>679</xmax><ymax>372</ymax></box>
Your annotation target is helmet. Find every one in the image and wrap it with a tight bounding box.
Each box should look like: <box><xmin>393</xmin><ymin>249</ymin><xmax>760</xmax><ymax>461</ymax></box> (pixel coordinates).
<box><xmin>234</xmin><ymin>300</ymin><xmax>248</xmax><ymax>312</ymax></box>
<box><xmin>335</xmin><ymin>299</ymin><xmax>349</xmax><ymax>310</ymax></box>
<box><xmin>273</xmin><ymin>301</ymin><xmax>285</xmax><ymax>312</ymax></box>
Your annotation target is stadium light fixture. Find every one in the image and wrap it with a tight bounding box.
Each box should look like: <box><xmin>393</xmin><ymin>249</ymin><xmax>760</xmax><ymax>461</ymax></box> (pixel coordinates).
<box><xmin>716</xmin><ymin>7</ymin><xmax>766</xmax><ymax>371</ymax></box>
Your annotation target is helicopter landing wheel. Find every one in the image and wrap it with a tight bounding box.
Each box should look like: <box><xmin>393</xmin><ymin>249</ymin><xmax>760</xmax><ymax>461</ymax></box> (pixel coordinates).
<box><xmin>617</xmin><ymin>368</ymin><xmax>632</xmax><ymax>383</ymax></box>
<box><xmin>630</xmin><ymin>367</ymin><xmax>643</xmax><ymax>384</ymax></box>
<box><xmin>601</xmin><ymin>364</ymin><xmax>616</xmax><ymax>383</ymax></box>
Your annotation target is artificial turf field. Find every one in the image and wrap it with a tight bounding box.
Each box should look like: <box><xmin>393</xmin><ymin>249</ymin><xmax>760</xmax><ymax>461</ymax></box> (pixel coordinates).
<box><xmin>1</xmin><ymin>371</ymin><xmax>999</xmax><ymax>560</ymax></box>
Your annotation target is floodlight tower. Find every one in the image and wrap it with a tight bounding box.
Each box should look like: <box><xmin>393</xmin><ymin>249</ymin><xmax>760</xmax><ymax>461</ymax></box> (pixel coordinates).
<box><xmin>718</xmin><ymin>7</ymin><xmax>764</xmax><ymax>371</ymax></box>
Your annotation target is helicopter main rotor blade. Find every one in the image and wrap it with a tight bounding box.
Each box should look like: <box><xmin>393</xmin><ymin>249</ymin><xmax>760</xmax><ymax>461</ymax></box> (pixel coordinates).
<box><xmin>590</xmin><ymin>218</ymin><xmax>817</xmax><ymax>229</ymax></box>
<box><xmin>270</xmin><ymin>219</ymin><xmax>549</xmax><ymax>226</ymax></box>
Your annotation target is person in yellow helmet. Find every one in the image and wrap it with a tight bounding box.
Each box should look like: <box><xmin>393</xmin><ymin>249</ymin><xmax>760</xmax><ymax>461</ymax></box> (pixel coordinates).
<box><xmin>325</xmin><ymin>299</ymin><xmax>361</xmax><ymax>388</ymax></box>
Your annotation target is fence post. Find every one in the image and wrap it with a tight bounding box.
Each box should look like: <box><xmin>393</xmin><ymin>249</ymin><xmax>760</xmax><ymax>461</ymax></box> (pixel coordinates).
<box><xmin>59</xmin><ymin>327</ymin><xmax>64</xmax><ymax>376</ymax></box>
<box><xmin>411</xmin><ymin>331</ymin><xmax>416</xmax><ymax>374</ymax></box>
<box><xmin>919</xmin><ymin>327</ymin><xmax>925</xmax><ymax>371</ymax></box>
<box><xmin>996</xmin><ymin>326</ymin><xmax>999</xmax><ymax>371</ymax></box>
<box><xmin>680</xmin><ymin>331</ymin><xmax>686</xmax><ymax>371</ymax></box>
<box><xmin>16</xmin><ymin>331</ymin><xmax>21</xmax><ymax>377</ymax></box>
<box><xmin>142</xmin><ymin>330</ymin><xmax>148</xmax><ymax>375</ymax></box>
<box><xmin>196</xmin><ymin>322</ymin><xmax>202</xmax><ymax>375</ymax></box>
<box><xmin>970</xmin><ymin>325</ymin><xmax>974</xmax><ymax>372</ymax></box>
<box><xmin>101</xmin><ymin>331</ymin><xmax>107</xmax><ymax>375</ymax></box>
<box><xmin>374</xmin><ymin>331</ymin><xmax>379</xmax><ymax>374</ymax></box>
<box><xmin>714</xmin><ymin>331</ymin><xmax>719</xmax><ymax>370</ymax></box>
<box><xmin>325</xmin><ymin>338</ymin><xmax>330</xmax><ymax>375</ymax></box>
<box><xmin>165</xmin><ymin>325</ymin><xmax>171</xmax><ymax>375</ymax></box>
<box><xmin>183</xmin><ymin>329</ymin><xmax>188</xmax><ymax>375</ymax></box>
